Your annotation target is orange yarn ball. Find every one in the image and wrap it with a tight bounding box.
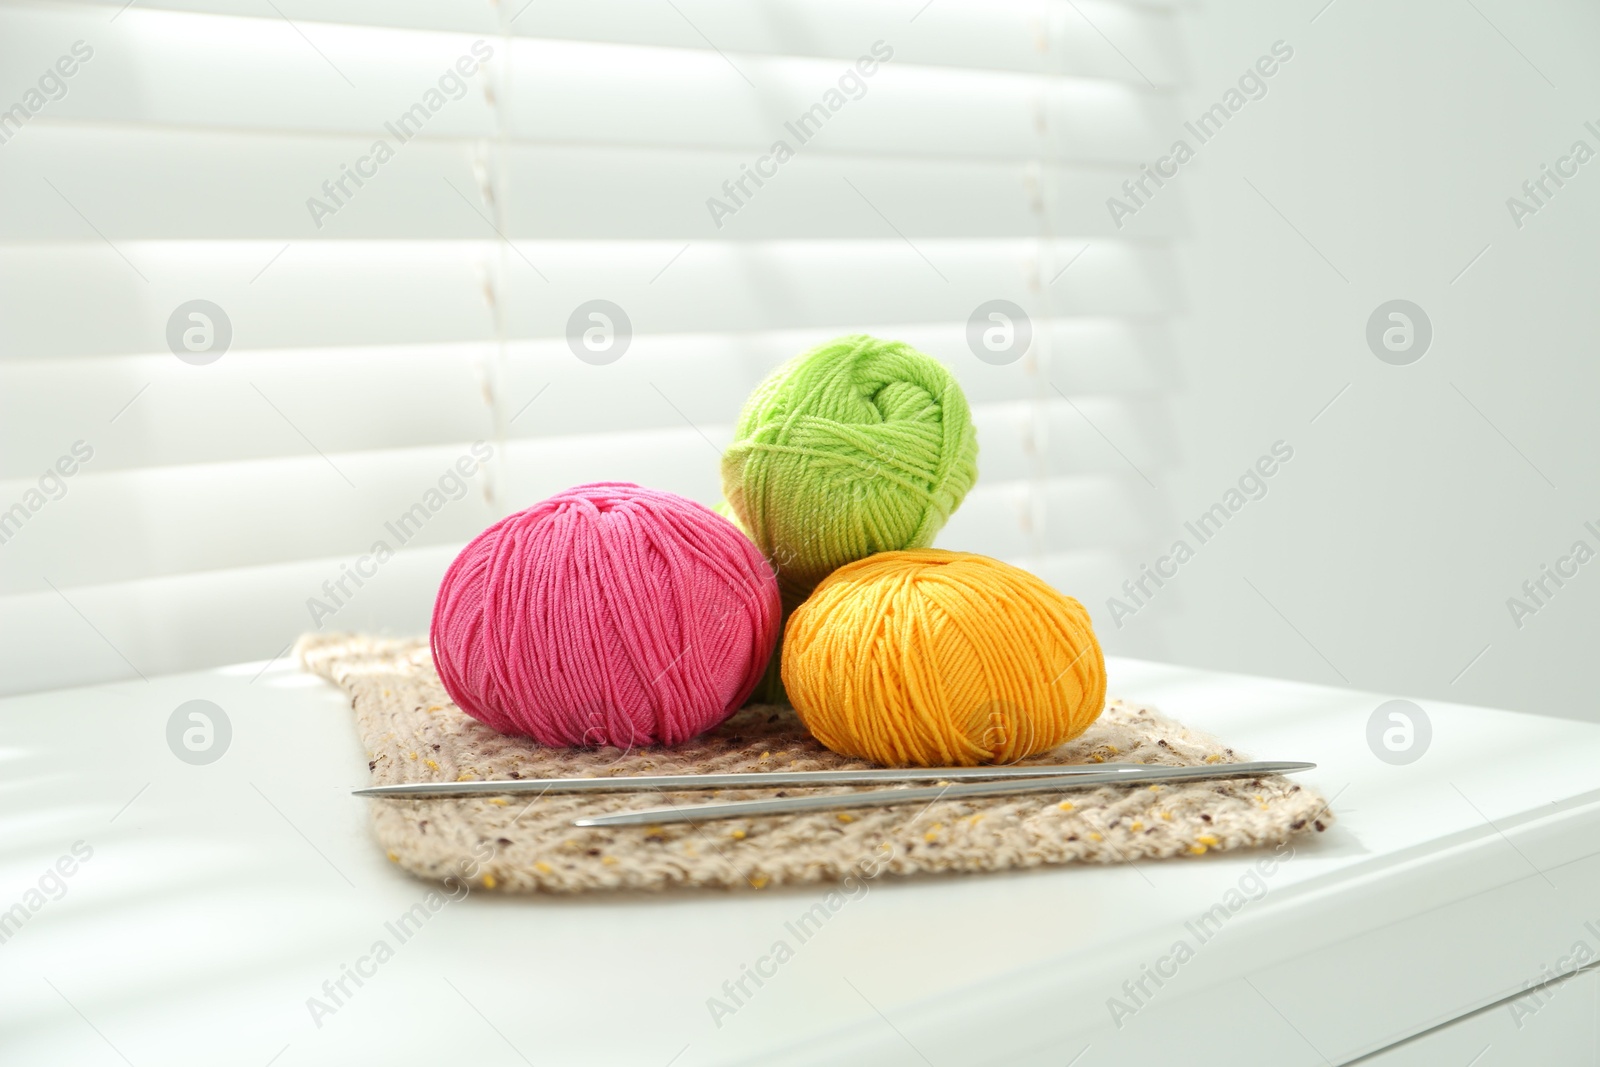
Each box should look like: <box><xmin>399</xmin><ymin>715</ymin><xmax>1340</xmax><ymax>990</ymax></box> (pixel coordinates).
<box><xmin>781</xmin><ymin>549</ymin><xmax>1106</xmax><ymax>767</ymax></box>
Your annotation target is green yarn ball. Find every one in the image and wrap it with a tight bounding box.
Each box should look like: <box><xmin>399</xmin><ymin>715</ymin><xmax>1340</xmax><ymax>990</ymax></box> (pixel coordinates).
<box><xmin>722</xmin><ymin>334</ymin><xmax>980</xmax><ymax>617</ymax></box>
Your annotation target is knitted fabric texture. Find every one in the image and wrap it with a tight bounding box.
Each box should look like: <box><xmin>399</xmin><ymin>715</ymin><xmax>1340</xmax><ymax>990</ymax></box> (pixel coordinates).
<box><xmin>299</xmin><ymin>633</ymin><xmax>1334</xmax><ymax>894</ymax></box>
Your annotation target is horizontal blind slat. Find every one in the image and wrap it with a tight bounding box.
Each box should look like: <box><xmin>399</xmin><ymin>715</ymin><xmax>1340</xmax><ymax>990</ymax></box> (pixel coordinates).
<box><xmin>0</xmin><ymin>544</ymin><xmax>461</xmax><ymax>694</ymax></box>
<box><xmin>0</xmin><ymin>126</ymin><xmax>1184</xmax><ymax>241</ymax></box>
<box><xmin>1</xmin><ymin>6</ymin><xmax>1175</xmax><ymax>156</ymax></box>
<box><xmin>0</xmin><ymin>239</ymin><xmax>1178</xmax><ymax>358</ymax></box>
<box><xmin>15</xmin><ymin>0</ymin><xmax>1181</xmax><ymax>85</ymax></box>
<box><xmin>1</xmin><ymin>319</ymin><xmax>1176</xmax><ymax>476</ymax></box>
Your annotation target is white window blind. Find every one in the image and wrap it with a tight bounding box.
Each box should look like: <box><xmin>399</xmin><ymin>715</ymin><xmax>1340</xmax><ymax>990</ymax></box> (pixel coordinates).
<box><xmin>0</xmin><ymin>0</ymin><xmax>1181</xmax><ymax>695</ymax></box>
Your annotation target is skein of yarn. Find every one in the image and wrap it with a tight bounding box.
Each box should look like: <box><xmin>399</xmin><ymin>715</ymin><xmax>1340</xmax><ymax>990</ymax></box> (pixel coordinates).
<box><xmin>431</xmin><ymin>483</ymin><xmax>781</xmax><ymax>748</ymax></box>
<box><xmin>722</xmin><ymin>335</ymin><xmax>979</xmax><ymax>609</ymax></box>
<box><xmin>781</xmin><ymin>549</ymin><xmax>1106</xmax><ymax>767</ymax></box>
<box><xmin>721</xmin><ymin>335</ymin><xmax>980</xmax><ymax>699</ymax></box>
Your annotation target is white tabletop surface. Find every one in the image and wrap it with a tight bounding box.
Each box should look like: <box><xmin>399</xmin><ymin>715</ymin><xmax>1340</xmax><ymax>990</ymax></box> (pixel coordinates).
<box><xmin>2</xmin><ymin>654</ymin><xmax>1598</xmax><ymax>1067</ymax></box>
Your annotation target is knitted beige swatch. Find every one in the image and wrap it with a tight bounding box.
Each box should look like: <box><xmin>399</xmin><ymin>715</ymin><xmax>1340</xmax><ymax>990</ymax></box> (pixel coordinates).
<box><xmin>299</xmin><ymin>633</ymin><xmax>1333</xmax><ymax>894</ymax></box>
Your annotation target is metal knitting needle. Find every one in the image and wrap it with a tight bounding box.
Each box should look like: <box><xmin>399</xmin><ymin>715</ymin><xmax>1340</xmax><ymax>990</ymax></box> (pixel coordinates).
<box><xmin>570</xmin><ymin>761</ymin><xmax>1316</xmax><ymax>827</ymax></box>
<box><xmin>352</xmin><ymin>762</ymin><xmax>1164</xmax><ymax>798</ymax></box>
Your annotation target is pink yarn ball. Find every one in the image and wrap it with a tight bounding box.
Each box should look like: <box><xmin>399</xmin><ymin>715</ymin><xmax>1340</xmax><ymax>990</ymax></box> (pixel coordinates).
<box><xmin>431</xmin><ymin>482</ymin><xmax>780</xmax><ymax>747</ymax></box>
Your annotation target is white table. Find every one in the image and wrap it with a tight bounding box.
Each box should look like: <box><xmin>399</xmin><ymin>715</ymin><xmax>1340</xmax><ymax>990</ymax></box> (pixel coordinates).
<box><xmin>2</xmin><ymin>655</ymin><xmax>1598</xmax><ymax>1066</ymax></box>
